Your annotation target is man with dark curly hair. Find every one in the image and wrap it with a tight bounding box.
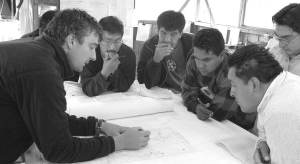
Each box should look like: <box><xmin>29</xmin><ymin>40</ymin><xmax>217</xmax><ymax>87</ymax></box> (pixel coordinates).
<box><xmin>21</xmin><ymin>9</ymin><xmax>80</xmax><ymax>82</ymax></box>
<box><xmin>137</xmin><ymin>10</ymin><xmax>193</xmax><ymax>93</ymax></box>
<box><xmin>0</xmin><ymin>9</ymin><xmax>150</xmax><ymax>163</ymax></box>
<box><xmin>181</xmin><ymin>28</ymin><xmax>256</xmax><ymax>130</ymax></box>
<box><xmin>80</xmin><ymin>16</ymin><xmax>136</xmax><ymax>96</ymax></box>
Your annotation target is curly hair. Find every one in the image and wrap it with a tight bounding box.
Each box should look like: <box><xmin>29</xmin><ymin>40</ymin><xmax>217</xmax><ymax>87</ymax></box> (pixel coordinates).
<box><xmin>99</xmin><ymin>16</ymin><xmax>124</xmax><ymax>39</ymax></box>
<box><xmin>227</xmin><ymin>45</ymin><xmax>283</xmax><ymax>84</ymax></box>
<box><xmin>43</xmin><ymin>9</ymin><xmax>102</xmax><ymax>46</ymax></box>
<box><xmin>272</xmin><ymin>3</ymin><xmax>300</xmax><ymax>34</ymax></box>
<box><xmin>193</xmin><ymin>28</ymin><xmax>225</xmax><ymax>56</ymax></box>
<box><xmin>157</xmin><ymin>10</ymin><xmax>185</xmax><ymax>32</ymax></box>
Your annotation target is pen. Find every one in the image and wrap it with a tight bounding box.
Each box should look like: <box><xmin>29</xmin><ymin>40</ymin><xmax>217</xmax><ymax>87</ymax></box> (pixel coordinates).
<box><xmin>257</xmin><ymin>147</ymin><xmax>268</xmax><ymax>164</ymax></box>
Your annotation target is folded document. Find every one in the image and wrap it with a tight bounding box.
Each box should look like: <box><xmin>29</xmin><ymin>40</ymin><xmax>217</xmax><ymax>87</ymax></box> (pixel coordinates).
<box><xmin>65</xmin><ymin>81</ymin><xmax>174</xmax><ymax>120</ymax></box>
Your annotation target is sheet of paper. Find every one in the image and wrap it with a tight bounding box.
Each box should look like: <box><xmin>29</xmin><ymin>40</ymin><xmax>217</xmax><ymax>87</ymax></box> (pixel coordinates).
<box><xmin>77</xmin><ymin>127</ymin><xmax>196</xmax><ymax>164</ymax></box>
<box><xmin>122</xmin><ymin>27</ymin><xmax>134</xmax><ymax>48</ymax></box>
<box><xmin>139</xmin><ymin>86</ymin><xmax>172</xmax><ymax>99</ymax></box>
<box><xmin>60</xmin><ymin>0</ymin><xmax>109</xmax><ymax>21</ymax></box>
<box><xmin>216</xmin><ymin>137</ymin><xmax>256</xmax><ymax>164</ymax></box>
<box><xmin>68</xmin><ymin>96</ymin><xmax>173</xmax><ymax>120</ymax></box>
<box><xmin>136</xmin><ymin>23</ymin><xmax>151</xmax><ymax>41</ymax></box>
<box><xmin>228</xmin><ymin>28</ymin><xmax>240</xmax><ymax>45</ymax></box>
<box><xmin>64</xmin><ymin>81</ymin><xmax>85</xmax><ymax>97</ymax></box>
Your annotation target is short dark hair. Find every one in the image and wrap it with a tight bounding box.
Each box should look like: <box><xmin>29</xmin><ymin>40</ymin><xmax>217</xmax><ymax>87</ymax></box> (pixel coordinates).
<box><xmin>39</xmin><ymin>10</ymin><xmax>57</xmax><ymax>30</ymax></box>
<box><xmin>43</xmin><ymin>9</ymin><xmax>101</xmax><ymax>46</ymax></box>
<box><xmin>99</xmin><ymin>16</ymin><xmax>124</xmax><ymax>39</ymax></box>
<box><xmin>193</xmin><ymin>28</ymin><xmax>225</xmax><ymax>56</ymax></box>
<box><xmin>272</xmin><ymin>3</ymin><xmax>300</xmax><ymax>34</ymax></box>
<box><xmin>157</xmin><ymin>10</ymin><xmax>185</xmax><ymax>32</ymax></box>
<box><xmin>227</xmin><ymin>45</ymin><xmax>283</xmax><ymax>84</ymax></box>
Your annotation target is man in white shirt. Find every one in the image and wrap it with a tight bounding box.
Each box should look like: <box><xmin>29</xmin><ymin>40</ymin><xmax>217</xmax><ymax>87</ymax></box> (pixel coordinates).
<box><xmin>227</xmin><ymin>45</ymin><xmax>300</xmax><ymax>164</ymax></box>
<box><xmin>270</xmin><ymin>3</ymin><xmax>300</xmax><ymax>76</ymax></box>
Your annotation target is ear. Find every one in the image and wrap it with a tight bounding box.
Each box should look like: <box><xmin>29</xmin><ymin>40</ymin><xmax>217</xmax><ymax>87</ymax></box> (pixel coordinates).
<box><xmin>219</xmin><ymin>50</ymin><xmax>225</xmax><ymax>60</ymax></box>
<box><xmin>65</xmin><ymin>34</ymin><xmax>77</xmax><ymax>50</ymax></box>
<box><xmin>250</xmin><ymin>77</ymin><xmax>261</xmax><ymax>93</ymax></box>
<box><xmin>179</xmin><ymin>31</ymin><xmax>183</xmax><ymax>38</ymax></box>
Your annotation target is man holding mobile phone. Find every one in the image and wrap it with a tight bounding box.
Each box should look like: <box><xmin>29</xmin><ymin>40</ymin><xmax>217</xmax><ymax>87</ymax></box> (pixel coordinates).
<box><xmin>181</xmin><ymin>28</ymin><xmax>256</xmax><ymax>130</ymax></box>
<box><xmin>81</xmin><ymin>16</ymin><xmax>136</xmax><ymax>96</ymax></box>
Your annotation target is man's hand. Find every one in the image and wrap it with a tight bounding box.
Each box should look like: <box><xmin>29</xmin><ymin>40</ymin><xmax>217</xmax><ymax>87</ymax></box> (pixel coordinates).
<box><xmin>113</xmin><ymin>128</ymin><xmax>151</xmax><ymax>150</ymax></box>
<box><xmin>195</xmin><ymin>104</ymin><xmax>213</xmax><ymax>121</ymax></box>
<box><xmin>101</xmin><ymin>53</ymin><xmax>120</xmax><ymax>79</ymax></box>
<box><xmin>253</xmin><ymin>141</ymin><xmax>270</xmax><ymax>164</ymax></box>
<box><xmin>101</xmin><ymin>122</ymin><xmax>130</xmax><ymax>137</ymax></box>
<box><xmin>153</xmin><ymin>43</ymin><xmax>173</xmax><ymax>63</ymax></box>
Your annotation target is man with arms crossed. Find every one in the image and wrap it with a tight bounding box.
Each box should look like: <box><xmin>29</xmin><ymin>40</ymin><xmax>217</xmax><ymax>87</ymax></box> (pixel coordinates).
<box><xmin>182</xmin><ymin>28</ymin><xmax>256</xmax><ymax>129</ymax></box>
<box><xmin>137</xmin><ymin>10</ymin><xmax>193</xmax><ymax>93</ymax></box>
<box><xmin>0</xmin><ymin>9</ymin><xmax>150</xmax><ymax>163</ymax></box>
<box><xmin>81</xmin><ymin>16</ymin><xmax>136</xmax><ymax>96</ymax></box>
<box><xmin>227</xmin><ymin>45</ymin><xmax>300</xmax><ymax>164</ymax></box>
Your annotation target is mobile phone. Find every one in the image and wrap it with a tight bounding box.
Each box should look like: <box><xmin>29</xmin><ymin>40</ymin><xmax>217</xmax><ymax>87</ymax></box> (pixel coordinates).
<box><xmin>200</xmin><ymin>87</ymin><xmax>215</xmax><ymax>100</ymax></box>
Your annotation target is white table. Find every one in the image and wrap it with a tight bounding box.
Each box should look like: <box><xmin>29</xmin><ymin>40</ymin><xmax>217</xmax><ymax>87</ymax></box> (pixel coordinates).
<box><xmin>24</xmin><ymin>93</ymin><xmax>257</xmax><ymax>164</ymax></box>
<box><xmin>78</xmin><ymin>93</ymin><xmax>257</xmax><ymax>164</ymax></box>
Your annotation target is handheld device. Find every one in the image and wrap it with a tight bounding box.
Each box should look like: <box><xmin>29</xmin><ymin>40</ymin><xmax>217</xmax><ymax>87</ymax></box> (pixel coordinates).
<box><xmin>200</xmin><ymin>87</ymin><xmax>215</xmax><ymax>100</ymax></box>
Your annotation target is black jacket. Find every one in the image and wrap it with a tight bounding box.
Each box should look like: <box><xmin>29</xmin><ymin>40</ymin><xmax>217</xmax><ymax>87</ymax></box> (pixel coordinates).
<box><xmin>137</xmin><ymin>33</ymin><xmax>194</xmax><ymax>89</ymax></box>
<box><xmin>80</xmin><ymin>44</ymin><xmax>136</xmax><ymax>97</ymax></box>
<box><xmin>0</xmin><ymin>36</ymin><xmax>115</xmax><ymax>163</ymax></box>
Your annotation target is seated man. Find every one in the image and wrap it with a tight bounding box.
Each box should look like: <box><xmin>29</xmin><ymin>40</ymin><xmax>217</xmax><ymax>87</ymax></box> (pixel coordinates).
<box><xmin>21</xmin><ymin>10</ymin><xmax>57</xmax><ymax>38</ymax></box>
<box><xmin>0</xmin><ymin>9</ymin><xmax>150</xmax><ymax>163</ymax></box>
<box><xmin>227</xmin><ymin>45</ymin><xmax>300</xmax><ymax>164</ymax></box>
<box><xmin>270</xmin><ymin>3</ymin><xmax>300</xmax><ymax>76</ymax></box>
<box><xmin>81</xmin><ymin>16</ymin><xmax>136</xmax><ymax>97</ymax></box>
<box><xmin>181</xmin><ymin>28</ymin><xmax>256</xmax><ymax>130</ymax></box>
<box><xmin>137</xmin><ymin>10</ymin><xmax>193</xmax><ymax>93</ymax></box>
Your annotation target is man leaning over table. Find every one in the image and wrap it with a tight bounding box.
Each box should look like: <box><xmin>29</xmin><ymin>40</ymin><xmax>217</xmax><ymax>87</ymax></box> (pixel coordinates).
<box><xmin>81</xmin><ymin>16</ymin><xmax>136</xmax><ymax>97</ymax></box>
<box><xmin>137</xmin><ymin>10</ymin><xmax>193</xmax><ymax>93</ymax></box>
<box><xmin>181</xmin><ymin>28</ymin><xmax>256</xmax><ymax>130</ymax></box>
<box><xmin>0</xmin><ymin>9</ymin><xmax>150</xmax><ymax>163</ymax></box>
<box><xmin>227</xmin><ymin>45</ymin><xmax>300</xmax><ymax>164</ymax></box>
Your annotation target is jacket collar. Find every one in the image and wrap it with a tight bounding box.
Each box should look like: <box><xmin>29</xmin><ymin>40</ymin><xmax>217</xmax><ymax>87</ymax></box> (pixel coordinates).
<box><xmin>41</xmin><ymin>35</ymin><xmax>74</xmax><ymax>79</ymax></box>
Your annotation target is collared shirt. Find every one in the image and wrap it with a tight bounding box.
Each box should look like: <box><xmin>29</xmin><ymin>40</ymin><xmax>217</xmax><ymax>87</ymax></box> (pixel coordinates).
<box><xmin>270</xmin><ymin>45</ymin><xmax>300</xmax><ymax>76</ymax></box>
<box><xmin>181</xmin><ymin>54</ymin><xmax>256</xmax><ymax>129</ymax></box>
<box><xmin>257</xmin><ymin>71</ymin><xmax>300</xmax><ymax>164</ymax></box>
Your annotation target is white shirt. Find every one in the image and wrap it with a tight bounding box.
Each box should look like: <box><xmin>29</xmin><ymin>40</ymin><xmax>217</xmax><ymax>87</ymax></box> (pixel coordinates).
<box><xmin>257</xmin><ymin>71</ymin><xmax>300</xmax><ymax>164</ymax></box>
<box><xmin>269</xmin><ymin>45</ymin><xmax>300</xmax><ymax>76</ymax></box>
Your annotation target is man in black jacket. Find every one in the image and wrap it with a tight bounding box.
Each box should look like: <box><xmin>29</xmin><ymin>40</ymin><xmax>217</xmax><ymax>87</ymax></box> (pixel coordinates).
<box><xmin>81</xmin><ymin>16</ymin><xmax>136</xmax><ymax>97</ymax></box>
<box><xmin>0</xmin><ymin>9</ymin><xmax>150</xmax><ymax>163</ymax></box>
<box><xmin>21</xmin><ymin>9</ymin><xmax>80</xmax><ymax>82</ymax></box>
<box><xmin>137</xmin><ymin>10</ymin><xmax>193</xmax><ymax>93</ymax></box>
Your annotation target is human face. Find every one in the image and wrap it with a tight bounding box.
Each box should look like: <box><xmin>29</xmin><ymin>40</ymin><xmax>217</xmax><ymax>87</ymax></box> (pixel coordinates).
<box><xmin>99</xmin><ymin>31</ymin><xmax>123</xmax><ymax>58</ymax></box>
<box><xmin>66</xmin><ymin>32</ymin><xmax>98</xmax><ymax>72</ymax></box>
<box><xmin>193</xmin><ymin>47</ymin><xmax>224</xmax><ymax>76</ymax></box>
<box><xmin>227</xmin><ymin>67</ymin><xmax>257</xmax><ymax>113</ymax></box>
<box><xmin>273</xmin><ymin>24</ymin><xmax>300</xmax><ymax>57</ymax></box>
<box><xmin>158</xmin><ymin>27</ymin><xmax>182</xmax><ymax>48</ymax></box>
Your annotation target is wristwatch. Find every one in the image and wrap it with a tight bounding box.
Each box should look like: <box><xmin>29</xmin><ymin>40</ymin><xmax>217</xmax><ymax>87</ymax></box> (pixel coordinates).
<box><xmin>95</xmin><ymin>119</ymin><xmax>107</xmax><ymax>137</ymax></box>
